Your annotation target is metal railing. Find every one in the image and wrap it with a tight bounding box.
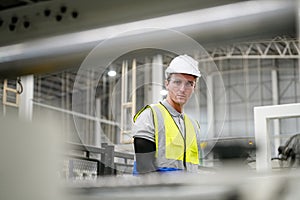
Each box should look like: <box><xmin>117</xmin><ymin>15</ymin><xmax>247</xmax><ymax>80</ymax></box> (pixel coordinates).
<box><xmin>64</xmin><ymin>142</ymin><xmax>134</xmax><ymax>179</ymax></box>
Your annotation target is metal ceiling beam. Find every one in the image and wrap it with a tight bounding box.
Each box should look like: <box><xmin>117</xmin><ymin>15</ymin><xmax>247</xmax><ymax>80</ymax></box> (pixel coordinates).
<box><xmin>202</xmin><ymin>37</ymin><xmax>300</xmax><ymax>61</ymax></box>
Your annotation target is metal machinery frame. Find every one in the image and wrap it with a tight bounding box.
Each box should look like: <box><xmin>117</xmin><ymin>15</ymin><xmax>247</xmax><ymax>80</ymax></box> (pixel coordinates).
<box><xmin>254</xmin><ymin>103</ymin><xmax>300</xmax><ymax>172</ymax></box>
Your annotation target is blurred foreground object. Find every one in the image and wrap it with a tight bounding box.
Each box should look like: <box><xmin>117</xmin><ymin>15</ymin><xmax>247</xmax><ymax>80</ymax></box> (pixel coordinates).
<box><xmin>0</xmin><ymin>117</ymin><xmax>63</xmax><ymax>200</ymax></box>
<box><xmin>65</xmin><ymin>169</ymin><xmax>300</xmax><ymax>200</ymax></box>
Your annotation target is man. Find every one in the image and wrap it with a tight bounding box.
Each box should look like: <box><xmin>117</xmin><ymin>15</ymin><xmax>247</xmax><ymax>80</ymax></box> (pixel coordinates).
<box><xmin>132</xmin><ymin>54</ymin><xmax>202</xmax><ymax>174</ymax></box>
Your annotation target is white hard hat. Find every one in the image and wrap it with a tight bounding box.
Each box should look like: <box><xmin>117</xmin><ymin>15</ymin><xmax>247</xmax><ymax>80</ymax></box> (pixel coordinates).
<box><xmin>165</xmin><ymin>54</ymin><xmax>201</xmax><ymax>78</ymax></box>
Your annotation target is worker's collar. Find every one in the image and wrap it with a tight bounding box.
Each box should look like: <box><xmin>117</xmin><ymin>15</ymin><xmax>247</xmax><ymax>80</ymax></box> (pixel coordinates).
<box><xmin>161</xmin><ymin>99</ymin><xmax>184</xmax><ymax>118</ymax></box>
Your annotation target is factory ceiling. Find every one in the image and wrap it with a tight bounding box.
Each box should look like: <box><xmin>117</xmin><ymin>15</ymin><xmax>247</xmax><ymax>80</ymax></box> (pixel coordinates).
<box><xmin>0</xmin><ymin>0</ymin><xmax>297</xmax><ymax>77</ymax></box>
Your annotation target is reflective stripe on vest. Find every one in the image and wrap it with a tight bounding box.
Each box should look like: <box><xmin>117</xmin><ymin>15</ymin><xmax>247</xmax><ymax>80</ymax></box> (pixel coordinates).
<box><xmin>134</xmin><ymin>103</ymin><xmax>199</xmax><ymax>172</ymax></box>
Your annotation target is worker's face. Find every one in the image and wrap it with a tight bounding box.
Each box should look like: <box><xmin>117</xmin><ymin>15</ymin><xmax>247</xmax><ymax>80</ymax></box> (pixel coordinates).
<box><xmin>165</xmin><ymin>73</ymin><xmax>196</xmax><ymax>106</ymax></box>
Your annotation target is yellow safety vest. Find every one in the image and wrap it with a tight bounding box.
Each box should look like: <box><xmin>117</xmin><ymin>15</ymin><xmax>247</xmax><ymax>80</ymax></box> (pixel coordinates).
<box><xmin>134</xmin><ymin>103</ymin><xmax>200</xmax><ymax>172</ymax></box>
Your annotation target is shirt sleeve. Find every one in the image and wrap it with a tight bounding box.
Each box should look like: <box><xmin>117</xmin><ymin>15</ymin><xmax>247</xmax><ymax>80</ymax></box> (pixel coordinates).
<box><xmin>132</xmin><ymin>108</ymin><xmax>155</xmax><ymax>143</ymax></box>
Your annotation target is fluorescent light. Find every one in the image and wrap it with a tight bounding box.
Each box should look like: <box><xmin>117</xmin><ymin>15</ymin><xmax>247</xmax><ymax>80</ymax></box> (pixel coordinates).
<box><xmin>107</xmin><ymin>70</ymin><xmax>116</xmax><ymax>77</ymax></box>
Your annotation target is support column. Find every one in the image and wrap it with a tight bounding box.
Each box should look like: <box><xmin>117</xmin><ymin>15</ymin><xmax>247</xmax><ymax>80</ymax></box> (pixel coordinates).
<box><xmin>95</xmin><ymin>97</ymin><xmax>101</xmax><ymax>147</ymax></box>
<box><xmin>207</xmin><ymin>75</ymin><xmax>215</xmax><ymax>138</ymax></box>
<box><xmin>244</xmin><ymin>59</ymin><xmax>250</xmax><ymax>136</ymax></box>
<box><xmin>151</xmin><ymin>54</ymin><xmax>163</xmax><ymax>103</ymax></box>
<box><xmin>144</xmin><ymin>57</ymin><xmax>151</xmax><ymax>105</ymax></box>
<box><xmin>271</xmin><ymin>69</ymin><xmax>280</xmax><ymax>156</ymax></box>
<box><xmin>257</xmin><ymin>59</ymin><xmax>262</xmax><ymax>105</ymax></box>
<box><xmin>19</xmin><ymin>75</ymin><xmax>34</xmax><ymax>121</ymax></box>
<box><xmin>206</xmin><ymin>74</ymin><xmax>215</xmax><ymax>167</ymax></box>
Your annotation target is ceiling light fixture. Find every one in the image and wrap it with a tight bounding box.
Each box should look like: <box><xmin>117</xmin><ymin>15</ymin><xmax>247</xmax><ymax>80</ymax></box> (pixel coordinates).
<box><xmin>107</xmin><ymin>70</ymin><xmax>116</xmax><ymax>77</ymax></box>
